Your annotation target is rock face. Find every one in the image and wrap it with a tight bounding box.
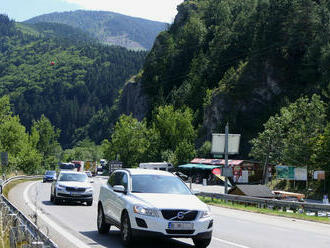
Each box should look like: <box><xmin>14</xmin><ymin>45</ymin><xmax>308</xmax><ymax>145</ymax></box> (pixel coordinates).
<box><xmin>119</xmin><ymin>78</ymin><xmax>150</xmax><ymax>121</ymax></box>
<box><xmin>202</xmin><ymin>61</ymin><xmax>282</xmax><ymax>155</ymax></box>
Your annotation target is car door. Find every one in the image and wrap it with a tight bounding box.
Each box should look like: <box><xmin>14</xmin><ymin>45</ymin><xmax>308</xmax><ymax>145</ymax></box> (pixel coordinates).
<box><xmin>102</xmin><ymin>172</ymin><xmax>117</xmax><ymax>220</ymax></box>
<box><xmin>112</xmin><ymin>171</ymin><xmax>129</xmax><ymax>223</ymax></box>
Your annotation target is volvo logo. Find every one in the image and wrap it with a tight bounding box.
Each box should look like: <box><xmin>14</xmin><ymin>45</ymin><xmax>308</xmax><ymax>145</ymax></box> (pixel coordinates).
<box><xmin>177</xmin><ymin>211</ymin><xmax>185</xmax><ymax>220</ymax></box>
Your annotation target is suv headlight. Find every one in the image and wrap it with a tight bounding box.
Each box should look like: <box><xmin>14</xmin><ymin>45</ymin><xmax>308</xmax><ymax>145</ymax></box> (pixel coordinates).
<box><xmin>133</xmin><ymin>205</ymin><xmax>158</xmax><ymax>217</ymax></box>
<box><xmin>200</xmin><ymin>206</ymin><xmax>211</xmax><ymax>219</ymax></box>
<box><xmin>56</xmin><ymin>184</ymin><xmax>66</xmax><ymax>190</ymax></box>
<box><xmin>86</xmin><ymin>187</ymin><xmax>93</xmax><ymax>192</ymax></box>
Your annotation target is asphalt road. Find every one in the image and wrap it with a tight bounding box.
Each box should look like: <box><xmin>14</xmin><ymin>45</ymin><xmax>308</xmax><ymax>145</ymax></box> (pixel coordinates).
<box><xmin>8</xmin><ymin>177</ymin><xmax>330</xmax><ymax>248</ymax></box>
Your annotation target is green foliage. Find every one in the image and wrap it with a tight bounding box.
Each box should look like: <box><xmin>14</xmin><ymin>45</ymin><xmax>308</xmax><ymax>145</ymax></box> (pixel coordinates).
<box><xmin>152</xmin><ymin>105</ymin><xmax>196</xmax><ymax>152</ymax></box>
<box><xmin>31</xmin><ymin>115</ymin><xmax>61</xmax><ymax>169</ymax></box>
<box><xmin>250</xmin><ymin>95</ymin><xmax>326</xmax><ymax>167</ymax></box>
<box><xmin>141</xmin><ymin>0</ymin><xmax>330</xmax><ymax>156</ymax></box>
<box><xmin>62</xmin><ymin>139</ymin><xmax>103</xmax><ymax>162</ymax></box>
<box><xmin>0</xmin><ymin>96</ymin><xmax>42</xmax><ymax>174</ymax></box>
<box><xmin>0</xmin><ymin>14</ymin><xmax>147</xmax><ymax>147</ymax></box>
<box><xmin>106</xmin><ymin>115</ymin><xmax>151</xmax><ymax>167</ymax></box>
<box><xmin>197</xmin><ymin>141</ymin><xmax>212</xmax><ymax>158</ymax></box>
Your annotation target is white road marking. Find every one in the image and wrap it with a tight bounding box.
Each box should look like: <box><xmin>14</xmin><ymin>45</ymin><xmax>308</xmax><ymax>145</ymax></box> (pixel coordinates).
<box><xmin>24</xmin><ymin>181</ymin><xmax>91</xmax><ymax>248</ymax></box>
<box><xmin>213</xmin><ymin>236</ymin><xmax>251</xmax><ymax>248</ymax></box>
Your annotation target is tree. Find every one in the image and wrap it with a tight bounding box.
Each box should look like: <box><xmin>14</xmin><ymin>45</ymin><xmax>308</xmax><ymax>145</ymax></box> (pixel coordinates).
<box><xmin>152</xmin><ymin>105</ymin><xmax>196</xmax><ymax>152</ymax></box>
<box><xmin>31</xmin><ymin>115</ymin><xmax>61</xmax><ymax>169</ymax></box>
<box><xmin>250</xmin><ymin>94</ymin><xmax>326</xmax><ymax>167</ymax></box>
<box><xmin>107</xmin><ymin>115</ymin><xmax>150</xmax><ymax>167</ymax></box>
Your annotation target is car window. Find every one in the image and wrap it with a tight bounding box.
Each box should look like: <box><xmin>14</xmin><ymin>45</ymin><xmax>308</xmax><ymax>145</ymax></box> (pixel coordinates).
<box><xmin>131</xmin><ymin>175</ymin><xmax>192</xmax><ymax>195</ymax></box>
<box><xmin>58</xmin><ymin>173</ymin><xmax>87</xmax><ymax>182</ymax></box>
<box><xmin>108</xmin><ymin>172</ymin><xmax>128</xmax><ymax>190</ymax></box>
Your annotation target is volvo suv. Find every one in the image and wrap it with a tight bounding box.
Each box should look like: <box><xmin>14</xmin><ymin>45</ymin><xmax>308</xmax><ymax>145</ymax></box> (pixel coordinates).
<box><xmin>97</xmin><ymin>169</ymin><xmax>213</xmax><ymax>247</ymax></box>
<box><xmin>50</xmin><ymin>170</ymin><xmax>94</xmax><ymax>206</ymax></box>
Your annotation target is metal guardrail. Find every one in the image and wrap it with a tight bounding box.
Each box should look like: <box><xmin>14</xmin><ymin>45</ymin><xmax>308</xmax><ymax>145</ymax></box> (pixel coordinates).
<box><xmin>0</xmin><ymin>175</ymin><xmax>58</xmax><ymax>248</ymax></box>
<box><xmin>198</xmin><ymin>192</ymin><xmax>330</xmax><ymax>214</ymax></box>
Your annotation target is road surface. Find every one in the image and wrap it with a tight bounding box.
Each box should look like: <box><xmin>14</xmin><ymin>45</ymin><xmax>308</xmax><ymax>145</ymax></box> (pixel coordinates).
<box><xmin>8</xmin><ymin>177</ymin><xmax>330</xmax><ymax>248</ymax></box>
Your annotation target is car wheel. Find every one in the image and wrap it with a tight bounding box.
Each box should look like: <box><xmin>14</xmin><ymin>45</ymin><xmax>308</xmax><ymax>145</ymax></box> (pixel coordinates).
<box><xmin>97</xmin><ymin>205</ymin><xmax>110</xmax><ymax>234</ymax></box>
<box><xmin>121</xmin><ymin>212</ymin><xmax>133</xmax><ymax>246</ymax></box>
<box><xmin>50</xmin><ymin>193</ymin><xmax>54</xmax><ymax>202</ymax></box>
<box><xmin>53</xmin><ymin>190</ymin><xmax>60</xmax><ymax>205</ymax></box>
<box><xmin>192</xmin><ymin>237</ymin><xmax>212</xmax><ymax>248</ymax></box>
<box><xmin>86</xmin><ymin>200</ymin><xmax>93</xmax><ymax>206</ymax></box>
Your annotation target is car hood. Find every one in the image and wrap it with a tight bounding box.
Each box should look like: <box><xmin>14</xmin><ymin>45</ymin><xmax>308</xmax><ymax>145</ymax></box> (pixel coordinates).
<box><xmin>57</xmin><ymin>181</ymin><xmax>91</xmax><ymax>188</ymax></box>
<box><xmin>130</xmin><ymin>193</ymin><xmax>208</xmax><ymax>211</ymax></box>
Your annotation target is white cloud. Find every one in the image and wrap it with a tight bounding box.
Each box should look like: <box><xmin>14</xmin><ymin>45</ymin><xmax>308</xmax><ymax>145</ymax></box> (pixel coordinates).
<box><xmin>64</xmin><ymin>0</ymin><xmax>184</xmax><ymax>23</ymax></box>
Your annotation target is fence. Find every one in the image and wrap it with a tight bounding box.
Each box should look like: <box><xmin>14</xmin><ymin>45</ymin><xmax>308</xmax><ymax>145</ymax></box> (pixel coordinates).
<box><xmin>0</xmin><ymin>175</ymin><xmax>58</xmax><ymax>248</ymax></box>
<box><xmin>198</xmin><ymin>192</ymin><xmax>330</xmax><ymax>215</ymax></box>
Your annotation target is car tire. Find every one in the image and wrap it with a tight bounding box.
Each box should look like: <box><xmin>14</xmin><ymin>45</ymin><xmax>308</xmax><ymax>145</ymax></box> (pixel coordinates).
<box><xmin>53</xmin><ymin>190</ymin><xmax>60</xmax><ymax>205</ymax></box>
<box><xmin>121</xmin><ymin>212</ymin><xmax>133</xmax><ymax>246</ymax></box>
<box><xmin>97</xmin><ymin>205</ymin><xmax>110</xmax><ymax>234</ymax></box>
<box><xmin>86</xmin><ymin>200</ymin><xmax>93</xmax><ymax>206</ymax></box>
<box><xmin>50</xmin><ymin>193</ymin><xmax>54</xmax><ymax>202</ymax></box>
<box><xmin>192</xmin><ymin>237</ymin><xmax>212</xmax><ymax>248</ymax></box>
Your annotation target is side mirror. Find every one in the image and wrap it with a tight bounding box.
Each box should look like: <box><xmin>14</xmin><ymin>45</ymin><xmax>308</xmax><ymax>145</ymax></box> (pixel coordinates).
<box><xmin>113</xmin><ymin>185</ymin><xmax>126</xmax><ymax>194</ymax></box>
<box><xmin>192</xmin><ymin>190</ymin><xmax>201</xmax><ymax>195</ymax></box>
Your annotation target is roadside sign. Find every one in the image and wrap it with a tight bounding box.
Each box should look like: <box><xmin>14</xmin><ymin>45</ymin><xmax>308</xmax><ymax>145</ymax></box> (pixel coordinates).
<box><xmin>211</xmin><ymin>133</ymin><xmax>241</xmax><ymax>155</ymax></box>
<box><xmin>109</xmin><ymin>161</ymin><xmax>123</xmax><ymax>173</ymax></box>
<box><xmin>222</xmin><ymin>167</ymin><xmax>233</xmax><ymax>177</ymax></box>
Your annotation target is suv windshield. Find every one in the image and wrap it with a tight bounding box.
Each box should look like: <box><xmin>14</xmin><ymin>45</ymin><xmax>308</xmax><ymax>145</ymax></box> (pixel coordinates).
<box><xmin>131</xmin><ymin>175</ymin><xmax>192</xmax><ymax>195</ymax></box>
<box><xmin>58</xmin><ymin>173</ymin><xmax>87</xmax><ymax>182</ymax></box>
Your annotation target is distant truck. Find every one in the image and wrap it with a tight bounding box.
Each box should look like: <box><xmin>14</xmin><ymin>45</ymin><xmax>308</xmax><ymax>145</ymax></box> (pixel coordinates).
<box><xmin>139</xmin><ymin>162</ymin><xmax>173</xmax><ymax>171</ymax></box>
<box><xmin>72</xmin><ymin>160</ymin><xmax>84</xmax><ymax>172</ymax></box>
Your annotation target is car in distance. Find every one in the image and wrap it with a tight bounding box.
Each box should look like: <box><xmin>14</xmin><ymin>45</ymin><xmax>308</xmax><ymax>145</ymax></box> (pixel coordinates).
<box><xmin>97</xmin><ymin>169</ymin><xmax>213</xmax><ymax>247</ymax></box>
<box><xmin>50</xmin><ymin>171</ymin><xmax>94</xmax><ymax>206</ymax></box>
<box><xmin>43</xmin><ymin>170</ymin><xmax>57</xmax><ymax>182</ymax></box>
<box><xmin>85</xmin><ymin>171</ymin><xmax>93</xmax><ymax>178</ymax></box>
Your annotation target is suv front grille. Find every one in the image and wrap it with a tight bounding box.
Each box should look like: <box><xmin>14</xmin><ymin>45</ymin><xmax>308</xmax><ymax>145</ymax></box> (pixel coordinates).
<box><xmin>66</xmin><ymin>187</ymin><xmax>85</xmax><ymax>192</ymax></box>
<box><xmin>161</xmin><ymin>210</ymin><xmax>198</xmax><ymax>221</ymax></box>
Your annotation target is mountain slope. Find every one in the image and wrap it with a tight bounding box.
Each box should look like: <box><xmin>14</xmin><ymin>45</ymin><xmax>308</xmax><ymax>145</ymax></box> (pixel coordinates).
<box><xmin>25</xmin><ymin>10</ymin><xmax>167</xmax><ymax>50</ymax></box>
<box><xmin>124</xmin><ymin>0</ymin><xmax>330</xmax><ymax>157</ymax></box>
<box><xmin>0</xmin><ymin>14</ymin><xmax>147</xmax><ymax>147</ymax></box>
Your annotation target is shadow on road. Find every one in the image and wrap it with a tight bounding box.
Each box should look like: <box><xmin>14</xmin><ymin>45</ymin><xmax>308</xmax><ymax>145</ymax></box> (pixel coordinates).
<box><xmin>80</xmin><ymin>230</ymin><xmax>195</xmax><ymax>248</ymax></box>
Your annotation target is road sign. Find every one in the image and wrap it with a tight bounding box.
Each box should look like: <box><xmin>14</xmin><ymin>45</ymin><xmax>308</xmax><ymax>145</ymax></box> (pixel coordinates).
<box><xmin>109</xmin><ymin>161</ymin><xmax>123</xmax><ymax>173</ymax></box>
<box><xmin>211</xmin><ymin>133</ymin><xmax>241</xmax><ymax>155</ymax></box>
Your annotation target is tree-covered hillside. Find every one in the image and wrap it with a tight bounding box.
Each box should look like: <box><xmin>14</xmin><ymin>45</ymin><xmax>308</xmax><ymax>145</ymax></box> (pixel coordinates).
<box><xmin>0</xmin><ymin>14</ymin><xmax>147</xmax><ymax>147</ymax></box>
<box><xmin>25</xmin><ymin>10</ymin><xmax>167</xmax><ymax>50</ymax></box>
<box><xmin>139</xmin><ymin>0</ymin><xmax>330</xmax><ymax>156</ymax></box>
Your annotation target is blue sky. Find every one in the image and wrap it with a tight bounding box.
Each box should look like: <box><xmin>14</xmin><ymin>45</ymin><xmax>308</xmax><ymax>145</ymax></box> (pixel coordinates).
<box><xmin>1</xmin><ymin>0</ymin><xmax>184</xmax><ymax>23</ymax></box>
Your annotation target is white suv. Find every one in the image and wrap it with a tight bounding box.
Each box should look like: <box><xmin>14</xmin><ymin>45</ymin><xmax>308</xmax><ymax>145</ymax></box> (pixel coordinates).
<box><xmin>97</xmin><ymin>169</ymin><xmax>213</xmax><ymax>247</ymax></box>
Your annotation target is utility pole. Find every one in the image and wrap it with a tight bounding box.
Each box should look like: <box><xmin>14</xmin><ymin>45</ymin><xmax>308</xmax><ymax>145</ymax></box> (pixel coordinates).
<box><xmin>224</xmin><ymin>123</ymin><xmax>229</xmax><ymax>194</ymax></box>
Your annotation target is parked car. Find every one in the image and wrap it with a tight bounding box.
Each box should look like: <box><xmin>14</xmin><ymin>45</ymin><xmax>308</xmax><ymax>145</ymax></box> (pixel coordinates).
<box><xmin>50</xmin><ymin>171</ymin><xmax>94</xmax><ymax>206</ymax></box>
<box><xmin>43</xmin><ymin>170</ymin><xmax>57</xmax><ymax>182</ymax></box>
<box><xmin>97</xmin><ymin>169</ymin><xmax>213</xmax><ymax>247</ymax></box>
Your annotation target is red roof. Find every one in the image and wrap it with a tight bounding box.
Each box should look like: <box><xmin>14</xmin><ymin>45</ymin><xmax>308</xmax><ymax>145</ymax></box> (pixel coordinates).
<box><xmin>191</xmin><ymin>158</ymin><xmax>244</xmax><ymax>166</ymax></box>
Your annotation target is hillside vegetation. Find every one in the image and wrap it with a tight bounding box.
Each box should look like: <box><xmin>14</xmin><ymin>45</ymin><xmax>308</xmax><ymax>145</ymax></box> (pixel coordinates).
<box><xmin>25</xmin><ymin>10</ymin><xmax>167</xmax><ymax>50</ymax></box>
<box><xmin>140</xmin><ymin>0</ymin><xmax>330</xmax><ymax>156</ymax></box>
<box><xmin>0</xmin><ymin>14</ymin><xmax>147</xmax><ymax>147</ymax></box>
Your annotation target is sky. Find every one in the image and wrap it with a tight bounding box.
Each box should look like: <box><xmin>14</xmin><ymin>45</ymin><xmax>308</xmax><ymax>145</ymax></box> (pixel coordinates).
<box><xmin>1</xmin><ymin>0</ymin><xmax>184</xmax><ymax>23</ymax></box>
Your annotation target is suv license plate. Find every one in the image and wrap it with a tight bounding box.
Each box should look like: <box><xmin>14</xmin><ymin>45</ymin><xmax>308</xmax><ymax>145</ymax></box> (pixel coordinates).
<box><xmin>168</xmin><ymin>222</ymin><xmax>194</xmax><ymax>230</ymax></box>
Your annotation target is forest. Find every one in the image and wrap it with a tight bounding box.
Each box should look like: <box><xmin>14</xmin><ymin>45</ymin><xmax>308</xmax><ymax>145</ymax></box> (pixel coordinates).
<box><xmin>0</xmin><ymin>14</ymin><xmax>147</xmax><ymax>147</ymax></box>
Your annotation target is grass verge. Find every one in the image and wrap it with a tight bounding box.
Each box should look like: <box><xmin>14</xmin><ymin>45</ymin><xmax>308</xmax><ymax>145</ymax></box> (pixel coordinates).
<box><xmin>199</xmin><ymin>196</ymin><xmax>330</xmax><ymax>224</ymax></box>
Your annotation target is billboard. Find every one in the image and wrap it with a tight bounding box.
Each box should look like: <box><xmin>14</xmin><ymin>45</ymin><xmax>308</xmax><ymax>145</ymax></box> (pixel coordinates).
<box><xmin>276</xmin><ymin>166</ymin><xmax>307</xmax><ymax>181</ymax></box>
<box><xmin>211</xmin><ymin>133</ymin><xmax>241</xmax><ymax>155</ymax></box>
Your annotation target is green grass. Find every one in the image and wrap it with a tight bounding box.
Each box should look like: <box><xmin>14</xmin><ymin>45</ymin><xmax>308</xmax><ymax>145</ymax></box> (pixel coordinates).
<box><xmin>199</xmin><ymin>196</ymin><xmax>330</xmax><ymax>224</ymax></box>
